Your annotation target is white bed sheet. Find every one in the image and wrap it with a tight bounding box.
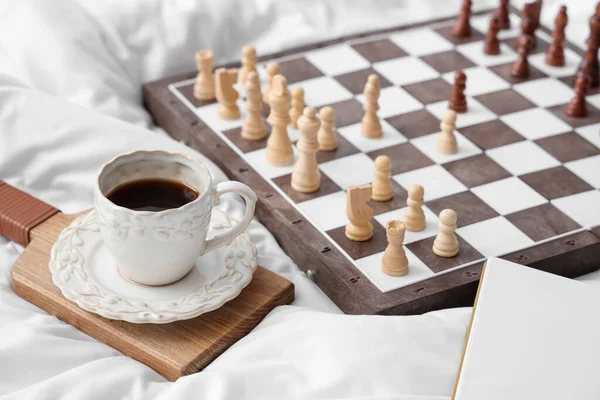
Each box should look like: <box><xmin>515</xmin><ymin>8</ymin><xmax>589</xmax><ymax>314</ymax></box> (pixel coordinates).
<box><xmin>0</xmin><ymin>1</ymin><xmax>599</xmax><ymax>399</ymax></box>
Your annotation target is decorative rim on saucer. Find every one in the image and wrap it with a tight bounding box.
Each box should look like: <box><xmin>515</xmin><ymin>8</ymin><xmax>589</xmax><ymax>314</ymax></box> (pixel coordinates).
<box><xmin>49</xmin><ymin>208</ymin><xmax>257</xmax><ymax>324</ymax></box>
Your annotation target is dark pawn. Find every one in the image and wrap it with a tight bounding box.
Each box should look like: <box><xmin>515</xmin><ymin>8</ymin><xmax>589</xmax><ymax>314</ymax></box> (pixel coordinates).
<box><xmin>566</xmin><ymin>73</ymin><xmax>590</xmax><ymax>118</ymax></box>
<box><xmin>484</xmin><ymin>17</ymin><xmax>502</xmax><ymax>55</ymax></box>
<box><xmin>512</xmin><ymin>35</ymin><xmax>534</xmax><ymax>79</ymax></box>
<box><xmin>577</xmin><ymin>6</ymin><xmax>600</xmax><ymax>88</ymax></box>
<box><xmin>449</xmin><ymin>71</ymin><xmax>467</xmax><ymax>113</ymax></box>
<box><xmin>545</xmin><ymin>6</ymin><xmax>568</xmax><ymax>67</ymax></box>
<box><xmin>496</xmin><ymin>0</ymin><xmax>511</xmax><ymax>30</ymax></box>
<box><xmin>452</xmin><ymin>0</ymin><xmax>472</xmax><ymax>37</ymax></box>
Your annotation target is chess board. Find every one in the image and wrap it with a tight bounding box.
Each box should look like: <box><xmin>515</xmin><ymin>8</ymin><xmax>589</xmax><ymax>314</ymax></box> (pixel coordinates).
<box><xmin>144</xmin><ymin>7</ymin><xmax>600</xmax><ymax>315</ymax></box>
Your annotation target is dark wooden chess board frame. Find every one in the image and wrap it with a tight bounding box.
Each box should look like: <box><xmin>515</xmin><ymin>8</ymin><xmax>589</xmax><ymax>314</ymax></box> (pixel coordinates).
<box><xmin>143</xmin><ymin>7</ymin><xmax>600</xmax><ymax>315</ymax></box>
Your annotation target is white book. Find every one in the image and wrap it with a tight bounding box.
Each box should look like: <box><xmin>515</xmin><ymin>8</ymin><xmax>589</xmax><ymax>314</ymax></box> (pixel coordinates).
<box><xmin>452</xmin><ymin>257</ymin><xmax>600</xmax><ymax>400</ymax></box>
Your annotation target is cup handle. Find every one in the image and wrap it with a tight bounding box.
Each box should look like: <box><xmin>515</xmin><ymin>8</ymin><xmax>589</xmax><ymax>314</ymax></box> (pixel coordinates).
<box><xmin>201</xmin><ymin>181</ymin><xmax>257</xmax><ymax>255</ymax></box>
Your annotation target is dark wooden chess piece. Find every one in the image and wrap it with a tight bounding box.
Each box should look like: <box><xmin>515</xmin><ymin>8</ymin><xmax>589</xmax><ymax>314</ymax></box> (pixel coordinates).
<box><xmin>545</xmin><ymin>6</ymin><xmax>568</xmax><ymax>67</ymax></box>
<box><xmin>512</xmin><ymin>35</ymin><xmax>534</xmax><ymax>78</ymax></box>
<box><xmin>566</xmin><ymin>72</ymin><xmax>590</xmax><ymax>118</ymax></box>
<box><xmin>495</xmin><ymin>0</ymin><xmax>511</xmax><ymax>30</ymax></box>
<box><xmin>449</xmin><ymin>71</ymin><xmax>467</xmax><ymax>113</ymax></box>
<box><xmin>577</xmin><ymin>4</ymin><xmax>600</xmax><ymax>88</ymax></box>
<box><xmin>484</xmin><ymin>17</ymin><xmax>502</xmax><ymax>55</ymax></box>
<box><xmin>452</xmin><ymin>0</ymin><xmax>472</xmax><ymax>37</ymax></box>
<box><xmin>519</xmin><ymin>0</ymin><xmax>542</xmax><ymax>49</ymax></box>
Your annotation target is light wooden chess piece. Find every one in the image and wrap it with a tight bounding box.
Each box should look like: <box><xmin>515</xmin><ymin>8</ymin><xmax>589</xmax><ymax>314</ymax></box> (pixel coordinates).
<box><xmin>215</xmin><ymin>68</ymin><xmax>240</xmax><ymax>120</ymax></box>
<box><xmin>437</xmin><ymin>110</ymin><xmax>458</xmax><ymax>154</ymax></box>
<box><xmin>263</xmin><ymin>63</ymin><xmax>281</xmax><ymax>105</ymax></box>
<box><xmin>318</xmin><ymin>106</ymin><xmax>338</xmax><ymax>151</ymax></box>
<box><xmin>382</xmin><ymin>220</ymin><xmax>409</xmax><ymax>277</ymax></box>
<box><xmin>361</xmin><ymin>74</ymin><xmax>382</xmax><ymax>139</ymax></box>
<box><xmin>404</xmin><ymin>184</ymin><xmax>426</xmax><ymax>232</ymax></box>
<box><xmin>241</xmin><ymin>72</ymin><xmax>266</xmax><ymax>140</ymax></box>
<box><xmin>372</xmin><ymin>155</ymin><xmax>393</xmax><ymax>202</ymax></box>
<box><xmin>239</xmin><ymin>45</ymin><xmax>257</xmax><ymax>85</ymax></box>
<box><xmin>266</xmin><ymin>75</ymin><xmax>294</xmax><ymax>166</ymax></box>
<box><xmin>433</xmin><ymin>209</ymin><xmax>459</xmax><ymax>258</ymax></box>
<box><xmin>291</xmin><ymin>107</ymin><xmax>321</xmax><ymax>193</ymax></box>
<box><xmin>289</xmin><ymin>87</ymin><xmax>305</xmax><ymax>129</ymax></box>
<box><xmin>193</xmin><ymin>50</ymin><xmax>216</xmax><ymax>100</ymax></box>
<box><xmin>345</xmin><ymin>185</ymin><xmax>374</xmax><ymax>242</ymax></box>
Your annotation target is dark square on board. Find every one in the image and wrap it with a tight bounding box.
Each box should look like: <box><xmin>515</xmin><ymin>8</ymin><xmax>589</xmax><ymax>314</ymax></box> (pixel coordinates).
<box><xmin>435</xmin><ymin>26</ymin><xmax>486</xmax><ymax>45</ymax></box>
<box><xmin>505</xmin><ymin>203</ymin><xmax>581</xmax><ymax>242</ymax></box>
<box><xmin>501</xmin><ymin>35</ymin><xmax>549</xmax><ymax>55</ymax></box>
<box><xmin>489</xmin><ymin>62</ymin><xmax>547</xmax><ymax>85</ymax></box>
<box><xmin>443</xmin><ymin>154</ymin><xmax>512</xmax><ymax>188</ymax></box>
<box><xmin>367</xmin><ymin>143</ymin><xmax>434</xmax><ymax>175</ymax></box>
<box><xmin>406</xmin><ymin>234</ymin><xmax>483</xmax><ymax>273</ymax></box>
<box><xmin>278</xmin><ymin>57</ymin><xmax>324</xmax><ymax>84</ymax></box>
<box><xmin>535</xmin><ymin>132</ymin><xmax>600</xmax><ymax>163</ymax></box>
<box><xmin>315</xmin><ymin>134</ymin><xmax>361</xmax><ymax>164</ymax></box>
<box><xmin>327</xmin><ymin>220</ymin><xmax>388</xmax><ymax>260</ymax></box>
<box><xmin>334</xmin><ymin>68</ymin><xmax>392</xmax><ymax>95</ymax></box>
<box><xmin>324</xmin><ymin>99</ymin><xmax>365</xmax><ymax>127</ymax></box>
<box><xmin>475</xmin><ymin>89</ymin><xmax>536</xmax><ymax>116</ymax></box>
<box><xmin>420</xmin><ymin>50</ymin><xmax>476</xmax><ymax>73</ymax></box>
<box><xmin>367</xmin><ymin>180</ymin><xmax>408</xmax><ymax>216</ymax></box>
<box><xmin>458</xmin><ymin>120</ymin><xmax>525</xmax><ymax>150</ymax></box>
<box><xmin>403</xmin><ymin>78</ymin><xmax>453</xmax><ymax>105</ymax></box>
<box><xmin>351</xmin><ymin>39</ymin><xmax>408</xmax><ymax>63</ymax></box>
<box><xmin>546</xmin><ymin>103</ymin><xmax>600</xmax><ymax>129</ymax></box>
<box><xmin>177</xmin><ymin>83</ymin><xmax>217</xmax><ymax>108</ymax></box>
<box><xmin>386</xmin><ymin>109</ymin><xmax>442</xmax><ymax>139</ymax></box>
<box><xmin>426</xmin><ymin>191</ymin><xmax>499</xmax><ymax>228</ymax></box>
<box><xmin>223</xmin><ymin>125</ymin><xmax>270</xmax><ymax>153</ymax></box>
<box><xmin>273</xmin><ymin>172</ymin><xmax>341</xmax><ymax>204</ymax></box>
<box><xmin>519</xmin><ymin>166</ymin><xmax>593</xmax><ymax>200</ymax></box>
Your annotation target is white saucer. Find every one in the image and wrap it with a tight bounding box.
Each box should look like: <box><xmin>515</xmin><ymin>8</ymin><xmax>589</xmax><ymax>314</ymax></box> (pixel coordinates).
<box><xmin>49</xmin><ymin>208</ymin><xmax>257</xmax><ymax>324</ymax></box>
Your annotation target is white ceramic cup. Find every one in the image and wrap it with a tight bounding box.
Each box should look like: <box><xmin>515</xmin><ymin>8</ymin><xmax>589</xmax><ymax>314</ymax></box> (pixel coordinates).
<box><xmin>94</xmin><ymin>150</ymin><xmax>257</xmax><ymax>286</ymax></box>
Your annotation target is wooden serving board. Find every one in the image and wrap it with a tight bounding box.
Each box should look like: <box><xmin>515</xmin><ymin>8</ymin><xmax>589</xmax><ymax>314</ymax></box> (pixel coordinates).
<box><xmin>1</xmin><ymin>181</ymin><xmax>294</xmax><ymax>381</ymax></box>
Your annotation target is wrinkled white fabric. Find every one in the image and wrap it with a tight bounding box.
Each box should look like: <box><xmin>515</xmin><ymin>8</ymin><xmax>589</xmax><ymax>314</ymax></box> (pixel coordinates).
<box><xmin>0</xmin><ymin>1</ymin><xmax>598</xmax><ymax>399</ymax></box>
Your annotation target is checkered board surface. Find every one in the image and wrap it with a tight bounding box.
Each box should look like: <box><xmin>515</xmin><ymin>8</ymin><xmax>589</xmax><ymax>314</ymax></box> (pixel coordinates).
<box><xmin>169</xmin><ymin>11</ymin><xmax>600</xmax><ymax>293</ymax></box>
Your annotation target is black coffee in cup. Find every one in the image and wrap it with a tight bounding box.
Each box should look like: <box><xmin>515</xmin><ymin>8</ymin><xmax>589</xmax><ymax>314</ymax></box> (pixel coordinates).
<box><xmin>107</xmin><ymin>178</ymin><xmax>199</xmax><ymax>212</ymax></box>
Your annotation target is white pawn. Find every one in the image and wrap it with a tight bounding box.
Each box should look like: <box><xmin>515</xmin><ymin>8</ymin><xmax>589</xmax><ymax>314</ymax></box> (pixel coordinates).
<box><xmin>241</xmin><ymin>72</ymin><xmax>266</xmax><ymax>141</ymax></box>
<box><xmin>289</xmin><ymin>87</ymin><xmax>305</xmax><ymax>129</ymax></box>
<box><xmin>437</xmin><ymin>110</ymin><xmax>458</xmax><ymax>154</ymax></box>
<box><xmin>433</xmin><ymin>209</ymin><xmax>459</xmax><ymax>257</ymax></box>
<box><xmin>239</xmin><ymin>45</ymin><xmax>257</xmax><ymax>85</ymax></box>
<box><xmin>382</xmin><ymin>220</ymin><xmax>409</xmax><ymax>276</ymax></box>
<box><xmin>404</xmin><ymin>184</ymin><xmax>426</xmax><ymax>232</ymax></box>
<box><xmin>372</xmin><ymin>156</ymin><xmax>393</xmax><ymax>202</ymax></box>
<box><xmin>291</xmin><ymin>107</ymin><xmax>321</xmax><ymax>193</ymax></box>
<box><xmin>361</xmin><ymin>74</ymin><xmax>382</xmax><ymax>139</ymax></box>
<box><xmin>318</xmin><ymin>106</ymin><xmax>338</xmax><ymax>151</ymax></box>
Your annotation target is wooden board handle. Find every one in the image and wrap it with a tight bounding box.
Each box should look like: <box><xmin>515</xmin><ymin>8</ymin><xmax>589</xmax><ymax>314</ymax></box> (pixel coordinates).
<box><xmin>0</xmin><ymin>181</ymin><xmax>59</xmax><ymax>246</ymax></box>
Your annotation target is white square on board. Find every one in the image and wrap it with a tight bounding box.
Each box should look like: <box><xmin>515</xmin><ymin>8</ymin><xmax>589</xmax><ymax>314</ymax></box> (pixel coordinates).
<box><xmin>319</xmin><ymin>153</ymin><xmax>376</xmax><ymax>188</ymax></box>
<box><xmin>457</xmin><ymin>42</ymin><xmax>518</xmax><ymax>67</ymax></box>
<box><xmin>471</xmin><ymin>13</ymin><xmax>522</xmax><ymax>40</ymax></box>
<box><xmin>528</xmin><ymin>49</ymin><xmax>581</xmax><ymax>78</ymax></box>
<box><xmin>393</xmin><ymin>165</ymin><xmax>468</xmax><ymax>201</ymax></box>
<box><xmin>575</xmin><ymin>123</ymin><xmax>600</xmax><ymax>149</ymax></box>
<box><xmin>442</xmin><ymin>66</ymin><xmax>511</xmax><ymax>96</ymax></box>
<box><xmin>566</xmin><ymin>155</ymin><xmax>600</xmax><ymax>189</ymax></box>
<box><xmin>355</xmin><ymin>86</ymin><xmax>423</xmax><ymax>118</ymax></box>
<box><xmin>305</xmin><ymin>44</ymin><xmax>370</xmax><ymax>76</ymax></box>
<box><xmin>245</xmin><ymin>147</ymin><xmax>298</xmax><ymax>179</ymax></box>
<box><xmin>512</xmin><ymin>78</ymin><xmax>574</xmax><ymax>107</ymax></box>
<box><xmin>389</xmin><ymin>28</ymin><xmax>454</xmax><ymax>56</ymax></box>
<box><xmin>194</xmin><ymin>100</ymin><xmax>245</xmax><ymax>132</ymax></box>
<box><xmin>374</xmin><ymin>205</ymin><xmax>439</xmax><ymax>244</ymax></box>
<box><xmin>410</xmin><ymin>131</ymin><xmax>482</xmax><ymax>164</ymax></box>
<box><xmin>354</xmin><ymin>248</ymin><xmax>434</xmax><ymax>293</ymax></box>
<box><xmin>552</xmin><ymin>190</ymin><xmax>600</xmax><ymax>228</ymax></box>
<box><xmin>289</xmin><ymin>76</ymin><xmax>353</xmax><ymax>108</ymax></box>
<box><xmin>457</xmin><ymin>216</ymin><xmax>535</xmax><ymax>257</ymax></box>
<box><xmin>338</xmin><ymin>120</ymin><xmax>407</xmax><ymax>153</ymax></box>
<box><xmin>471</xmin><ymin>177</ymin><xmax>547</xmax><ymax>215</ymax></box>
<box><xmin>297</xmin><ymin>190</ymin><xmax>347</xmax><ymax>231</ymax></box>
<box><xmin>486</xmin><ymin>140</ymin><xmax>560</xmax><ymax>176</ymax></box>
<box><xmin>500</xmin><ymin>107</ymin><xmax>571</xmax><ymax>140</ymax></box>
<box><xmin>373</xmin><ymin>57</ymin><xmax>440</xmax><ymax>86</ymax></box>
<box><xmin>427</xmin><ymin>98</ymin><xmax>496</xmax><ymax>128</ymax></box>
